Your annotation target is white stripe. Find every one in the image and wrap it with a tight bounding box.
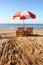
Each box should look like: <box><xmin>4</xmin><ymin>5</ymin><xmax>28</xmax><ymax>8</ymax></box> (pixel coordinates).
<box><xmin>21</xmin><ymin>11</ymin><xmax>29</xmax><ymax>16</ymax></box>
<box><xmin>20</xmin><ymin>11</ymin><xmax>32</xmax><ymax>19</ymax></box>
<box><xmin>14</xmin><ymin>17</ymin><xmax>20</xmax><ymax>20</ymax></box>
<box><xmin>26</xmin><ymin>15</ymin><xmax>32</xmax><ymax>19</ymax></box>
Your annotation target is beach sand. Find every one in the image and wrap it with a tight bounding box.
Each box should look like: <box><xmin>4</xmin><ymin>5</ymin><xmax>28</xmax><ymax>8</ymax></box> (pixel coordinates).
<box><xmin>0</xmin><ymin>30</ymin><xmax>43</xmax><ymax>65</ymax></box>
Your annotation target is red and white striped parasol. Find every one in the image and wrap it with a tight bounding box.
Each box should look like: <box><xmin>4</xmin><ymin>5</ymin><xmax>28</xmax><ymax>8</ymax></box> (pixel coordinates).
<box><xmin>13</xmin><ymin>11</ymin><xmax>36</xmax><ymax>27</ymax></box>
<box><xmin>13</xmin><ymin>11</ymin><xmax>36</xmax><ymax>19</ymax></box>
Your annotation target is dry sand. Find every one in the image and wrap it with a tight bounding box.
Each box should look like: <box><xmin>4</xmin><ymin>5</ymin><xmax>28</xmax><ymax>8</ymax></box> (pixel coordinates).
<box><xmin>0</xmin><ymin>30</ymin><xmax>43</xmax><ymax>65</ymax></box>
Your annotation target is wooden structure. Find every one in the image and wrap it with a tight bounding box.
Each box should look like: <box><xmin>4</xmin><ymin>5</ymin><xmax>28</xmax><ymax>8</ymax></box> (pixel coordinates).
<box><xmin>16</xmin><ymin>27</ymin><xmax>25</xmax><ymax>36</ymax></box>
<box><xmin>25</xmin><ymin>27</ymin><xmax>33</xmax><ymax>36</ymax></box>
<box><xmin>16</xmin><ymin>27</ymin><xmax>33</xmax><ymax>36</ymax></box>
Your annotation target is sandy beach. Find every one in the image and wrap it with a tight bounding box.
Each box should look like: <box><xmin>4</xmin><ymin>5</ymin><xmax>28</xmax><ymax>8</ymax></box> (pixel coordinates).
<box><xmin>0</xmin><ymin>30</ymin><xmax>43</xmax><ymax>65</ymax></box>
<box><xmin>0</xmin><ymin>30</ymin><xmax>43</xmax><ymax>37</ymax></box>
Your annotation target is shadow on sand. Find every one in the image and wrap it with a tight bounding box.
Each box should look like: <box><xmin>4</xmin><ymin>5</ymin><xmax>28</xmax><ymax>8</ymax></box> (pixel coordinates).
<box><xmin>16</xmin><ymin>34</ymin><xmax>43</xmax><ymax>37</ymax></box>
<box><xmin>0</xmin><ymin>34</ymin><xmax>43</xmax><ymax>39</ymax></box>
<box><xmin>25</xmin><ymin>34</ymin><xmax>43</xmax><ymax>37</ymax></box>
<box><xmin>0</xmin><ymin>36</ymin><xmax>10</xmax><ymax>39</ymax></box>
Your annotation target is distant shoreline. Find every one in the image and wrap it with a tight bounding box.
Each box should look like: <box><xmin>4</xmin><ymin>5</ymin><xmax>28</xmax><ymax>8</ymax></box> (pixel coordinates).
<box><xmin>0</xmin><ymin>24</ymin><xmax>43</xmax><ymax>30</ymax></box>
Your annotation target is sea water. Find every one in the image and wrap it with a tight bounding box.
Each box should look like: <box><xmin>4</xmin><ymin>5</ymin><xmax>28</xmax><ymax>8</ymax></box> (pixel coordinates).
<box><xmin>0</xmin><ymin>24</ymin><xmax>43</xmax><ymax>30</ymax></box>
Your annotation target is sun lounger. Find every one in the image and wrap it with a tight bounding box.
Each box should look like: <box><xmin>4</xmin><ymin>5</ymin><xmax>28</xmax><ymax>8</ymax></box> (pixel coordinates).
<box><xmin>16</xmin><ymin>27</ymin><xmax>25</xmax><ymax>36</ymax></box>
<box><xmin>25</xmin><ymin>27</ymin><xmax>33</xmax><ymax>36</ymax></box>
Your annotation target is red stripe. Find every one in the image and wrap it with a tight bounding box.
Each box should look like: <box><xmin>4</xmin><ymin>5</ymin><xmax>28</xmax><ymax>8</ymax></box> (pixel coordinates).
<box><xmin>20</xmin><ymin>16</ymin><xmax>26</xmax><ymax>20</ymax></box>
<box><xmin>28</xmin><ymin>12</ymin><xmax>36</xmax><ymax>18</ymax></box>
<box><xmin>13</xmin><ymin>12</ymin><xmax>21</xmax><ymax>19</ymax></box>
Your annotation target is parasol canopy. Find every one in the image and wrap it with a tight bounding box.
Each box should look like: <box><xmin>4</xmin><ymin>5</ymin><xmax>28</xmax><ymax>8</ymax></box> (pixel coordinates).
<box><xmin>13</xmin><ymin>11</ymin><xmax>36</xmax><ymax>28</ymax></box>
<box><xmin>13</xmin><ymin>11</ymin><xmax>36</xmax><ymax>20</ymax></box>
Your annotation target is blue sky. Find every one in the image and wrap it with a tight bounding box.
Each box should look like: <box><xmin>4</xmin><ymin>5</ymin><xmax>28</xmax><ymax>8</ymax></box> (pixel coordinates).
<box><xmin>0</xmin><ymin>0</ymin><xmax>43</xmax><ymax>24</ymax></box>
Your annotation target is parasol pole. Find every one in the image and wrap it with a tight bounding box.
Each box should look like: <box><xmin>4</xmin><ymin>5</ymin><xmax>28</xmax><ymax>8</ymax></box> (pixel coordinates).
<box><xmin>23</xmin><ymin>20</ymin><xmax>25</xmax><ymax>28</ymax></box>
